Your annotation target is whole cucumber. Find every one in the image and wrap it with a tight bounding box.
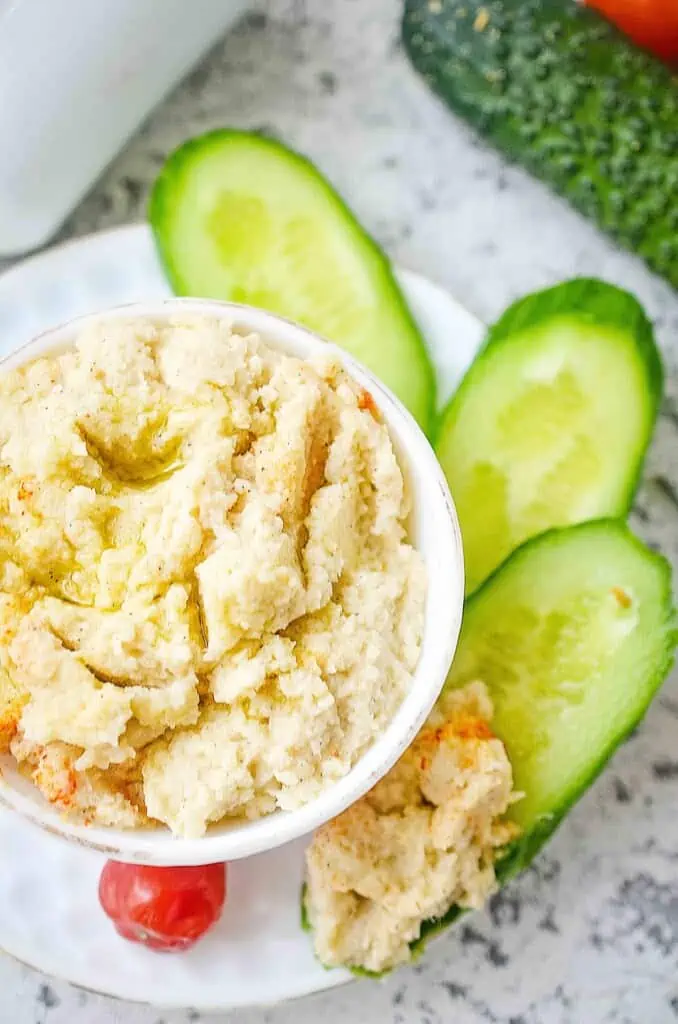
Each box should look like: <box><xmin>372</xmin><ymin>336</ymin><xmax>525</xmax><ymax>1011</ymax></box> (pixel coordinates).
<box><xmin>403</xmin><ymin>0</ymin><xmax>678</xmax><ymax>289</ymax></box>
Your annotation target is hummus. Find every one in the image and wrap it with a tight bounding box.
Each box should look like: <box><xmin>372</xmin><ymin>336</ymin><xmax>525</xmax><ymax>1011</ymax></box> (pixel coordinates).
<box><xmin>304</xmin><ymin>682</ymin><xmax>519</xmax><ymax>973</ymax></box>
<box><xmin>0</xmin><ymin>315</ymin><xmax>426</xmax><ymax>837</ymax></box>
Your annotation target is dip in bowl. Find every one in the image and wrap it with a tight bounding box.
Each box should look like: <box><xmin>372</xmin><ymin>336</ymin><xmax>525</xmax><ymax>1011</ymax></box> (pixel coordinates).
<box><xmin>0</xmin><ymin>301</ymin><xmax>464</xmax><ymax>864</ymax></box>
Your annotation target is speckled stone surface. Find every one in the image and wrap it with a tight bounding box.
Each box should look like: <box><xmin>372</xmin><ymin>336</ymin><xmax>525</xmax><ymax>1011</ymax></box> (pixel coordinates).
<box><xmin>2</xmin><ymin>2</ymin><xmax>678</xmax><ymax>1022</ymax></box>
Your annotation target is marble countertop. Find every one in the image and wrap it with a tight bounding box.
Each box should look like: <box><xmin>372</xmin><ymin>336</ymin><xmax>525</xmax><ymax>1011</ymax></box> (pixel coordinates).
<box><xmin>2</xmin><ymin>1</ymin><xmax>678</xmax><ymax>1022</ymax></box>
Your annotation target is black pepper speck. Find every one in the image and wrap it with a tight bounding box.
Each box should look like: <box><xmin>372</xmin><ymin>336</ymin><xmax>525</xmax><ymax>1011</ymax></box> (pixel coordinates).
<box><xmin>317</xmin><ymin>70</ymin><xmax>338</xmax><ymax>95</ymax></box>
<box><xmin>653</xmin><ymin>761</ymin><xmax>678</xmax><ymax>781</ymax></box>
<box><xmin>613</xmin><ymin>777</ymin><xmax>632</xmax><ymax>803</ymax></box>
<box><xmin>37</xmin><ymin>985</ymin><xmax>60</xmax><ymax>1010</ymax></box>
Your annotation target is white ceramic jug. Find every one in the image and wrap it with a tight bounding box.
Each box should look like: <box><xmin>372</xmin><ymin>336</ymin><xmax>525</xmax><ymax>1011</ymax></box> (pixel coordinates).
<box><xmin>0</xmin><ymin>0</ymin><xmax>248</xmax><ymax>256</ymax></box>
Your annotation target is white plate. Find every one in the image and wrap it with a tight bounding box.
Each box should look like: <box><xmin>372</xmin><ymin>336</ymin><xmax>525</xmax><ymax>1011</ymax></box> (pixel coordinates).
<box><xmin>0</xmin><ymin>224</ymin><xmax>484</xmax><ymax>1011</ymax></box>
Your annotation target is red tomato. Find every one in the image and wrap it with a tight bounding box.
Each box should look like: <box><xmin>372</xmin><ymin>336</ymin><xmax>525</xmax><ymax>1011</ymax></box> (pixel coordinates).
<box><xmin>585</xmin><ymin>0</ymin><xmax>678</xmax><ymax>63</ymax></box>
<box><xmin>99</xmin><ymin>861</ymin><xmax>227</xmax><ymax>952</ymax></box>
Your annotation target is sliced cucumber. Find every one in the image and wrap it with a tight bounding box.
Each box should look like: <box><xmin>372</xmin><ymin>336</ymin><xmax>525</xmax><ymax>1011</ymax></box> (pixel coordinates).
<box><xmin>149</xmin><ymin>130</ymin><xmax>436</xmax><ymax>433</ymax></box>
<box><xmin>436</xmin><ymin>279</ymin><xmax>663</xmax><ymax>593</ymax></box>
<box><xmin>444</xmin><ymin>519</ymin><xmax>677</xmax><ymax>869</ymax></box>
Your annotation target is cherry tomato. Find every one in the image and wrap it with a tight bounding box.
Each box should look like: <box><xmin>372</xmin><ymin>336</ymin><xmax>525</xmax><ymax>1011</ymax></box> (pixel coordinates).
<box><xmin>585</xmin><ymin>0</ymin><xmax>678</xmax><ymax>63</ymax></box>
<box><xmin>99</xmin><ymin>861</ymin><xmax>227</xmax><ymax>952</ymax></box>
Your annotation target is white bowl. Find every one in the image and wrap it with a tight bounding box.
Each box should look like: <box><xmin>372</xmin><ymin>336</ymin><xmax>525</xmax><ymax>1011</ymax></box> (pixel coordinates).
<box><xmin>0</xmin><ymin>299</ymin><xmax>464</xmax><ymax>864</ymax></box>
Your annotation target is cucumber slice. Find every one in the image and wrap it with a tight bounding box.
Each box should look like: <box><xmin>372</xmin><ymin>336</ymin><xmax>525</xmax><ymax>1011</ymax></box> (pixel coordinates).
<box><xmin>149</xmin><ymin>130</ymin><xmax>436</xmax><ymax>433</ymax></box>
<box><xmin>444</xmin><ymin>519</ymin><xmax>677</xmax><ymax>870</ymax></box>
<box><xmin>436</xmin><ymin>279</ymin><xmax>663</xmax><ymax>593</ymax></box>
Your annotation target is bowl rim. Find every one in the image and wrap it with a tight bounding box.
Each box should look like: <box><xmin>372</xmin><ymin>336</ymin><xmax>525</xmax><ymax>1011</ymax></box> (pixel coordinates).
<box><xmin>0</xmin><ymin>298</ymin><xmax>465</xmax><ymax>864</ymax></box>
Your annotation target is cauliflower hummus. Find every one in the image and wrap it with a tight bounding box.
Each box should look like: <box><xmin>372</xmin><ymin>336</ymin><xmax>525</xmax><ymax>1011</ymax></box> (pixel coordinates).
<box><xmin>0</xmin><ymin>315</ymin><xmax>426</xmax><ymax>837</ymax></box>
<box><xmin>304</xmin><ymin>682</ymin><xmax>520</xmax><ymax>974</ymax></box>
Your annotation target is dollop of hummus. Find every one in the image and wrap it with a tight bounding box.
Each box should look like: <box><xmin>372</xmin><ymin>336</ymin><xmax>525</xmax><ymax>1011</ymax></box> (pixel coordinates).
<box><xmin>0</xmin><ymin>315</ymin><xmax>425</xmax><ymax>837</ymax></box>
<box><xmin>304</xmin><ymin>682</ymin><xmax>519</xmax><ymax>973</ymax></box>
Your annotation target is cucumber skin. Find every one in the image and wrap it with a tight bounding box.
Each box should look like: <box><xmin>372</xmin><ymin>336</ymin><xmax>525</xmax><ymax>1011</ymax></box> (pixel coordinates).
<box><xmin>149</xmin><ymin>130</ymin><xmax>436</xmax><ymax>437</ymax></box>
<box><xmin>403</xmin><ymin>0</ymin><xmax>678</xmax><ymax>289</ymax></box>
<box><xmin>302</xmin><ymin>520</ymin><xmax>677</xmax><ymax>975</ymax></box>
<box><xmin>436</xmin><ymin>278</ymin><xmax>664</xmax><ymax>587</ymax></box>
